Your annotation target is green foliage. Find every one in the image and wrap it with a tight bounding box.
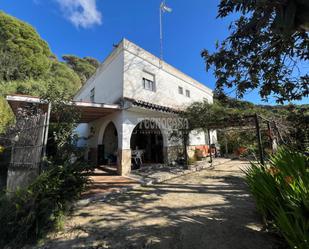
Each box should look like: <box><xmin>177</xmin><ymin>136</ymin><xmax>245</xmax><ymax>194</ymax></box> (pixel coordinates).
<box><xmin>41</xmin><ymin>85</ymin><xmax>82</xmax><ymax>165</ymax></box>
<box><xmin>188</xmin><ymin>157</ymin><xmax>197</xmax><ymax>165</ymax></box>
<box><xmin>0</xmin><ymin>11</ymin><xmax>52</xmax><ymax>81</ymax></box>
<box><xmin>62</xmin><ymin>55</ymin><xmax>99</xmax><ymax>84</ymax></box>
<box><xmin>0</xmin><ymin>160</ymin><xmax>91</xmax><ymax>248</ymax></box>
<box><xmin>184</xmin><ymin>95</ymin><xmax>309</xmax><ymax>155</ymax></box>
<box><xmin>0</xmin><ymin>11</ymin><xmax>92</xmax><ymax>132</ymax></box>
<box><xmin>218</xmin><ymin>130</ymin><xmax>257</xmax><ymax>155</ymax></box>
<box><xmin>245</xmin><ymin>147</ymin><xmax>309</xmax><ymax>249</ymax></box>
<box><xmin>46</xmin><ymin>61</ymin><xmax>81</xmax><ymax>97</ymax></box>
<box><xmin>0</xmin><ymin>96</ymin><xmax>14</xmax><ymax>134</ymax></box>
<box><xmin>285</xmin><ymin>105</ymin><xmax>309</xmax><ymax>152</ymax></box>
<box><xmin>0</xmin><ymin>79</ymin><xmax>50</xmax><ymax>134</ymax></box>
<box><xmin>183</xmin><ymin>99</ymin><xmax>260</xmax><ymax>131</ymax></box>
<box><xmin>0</xmin><ymin>92</ymin><xmax>92</xmax><ymax>248</ymax></box>
<box><xmin>203</xmin><ymin>1</ymin><xmax>309</xmax><ymax>103</ymax></box>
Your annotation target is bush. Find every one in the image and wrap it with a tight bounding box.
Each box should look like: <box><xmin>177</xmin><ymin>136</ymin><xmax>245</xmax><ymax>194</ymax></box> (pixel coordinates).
<box><xmin>0</xmin><ymin>84</ymin><xmax>92</xmax><ymax>248</ymax></box>
<box><xmin>0</xmin><ymin>160</ymin><xmax>92</xmax><ymax>248</ymax></box>
<box><xmin>245</xmin><ymin>147</ymin><xmax>309</xmax><ymax>249</ymax></box>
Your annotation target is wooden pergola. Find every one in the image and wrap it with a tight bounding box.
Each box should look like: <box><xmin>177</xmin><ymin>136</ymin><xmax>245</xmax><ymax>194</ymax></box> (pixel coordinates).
<box><xmin>185</xmin><ymin>113</ymin><xmax>283</xmax><ymax>166</ymax></box>
<box><xmin>6</xmin><ymin>94</ymin><xmax>121</xmax><ymax>123</ymax></box>
<box><xmin>6</xmin><ymin>94</ymin><xmax>122</xmax><ymax>167</ymax></box>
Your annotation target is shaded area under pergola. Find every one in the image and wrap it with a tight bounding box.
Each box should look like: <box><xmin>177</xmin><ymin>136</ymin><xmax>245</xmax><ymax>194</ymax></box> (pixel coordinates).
<box><xmin>183</xmin><ymin>113</ymin><xmax>286</xmax><ymax>166</ymax></box>
<box><xmin>6</xmin><ymin>94</ymin><xmax>121</xmax><ymax>123</ymax></box>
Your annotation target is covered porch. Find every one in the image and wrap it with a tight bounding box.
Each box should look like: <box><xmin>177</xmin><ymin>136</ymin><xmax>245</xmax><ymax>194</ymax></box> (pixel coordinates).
<box><xmin>6</xmin><ymin>95</ymin><xmax>184</xmax><ymax>176</ymax></box>
<box><xmin>87</xmin><ymin>98</ymin><xmax>180</xmax><ymax>176</ymax></box>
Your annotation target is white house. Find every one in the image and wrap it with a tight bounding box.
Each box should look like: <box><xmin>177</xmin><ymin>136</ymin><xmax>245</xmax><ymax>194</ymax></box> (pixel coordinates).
<box><xmin>72</xmin><ymin>38</ymin><xmax>217</xmax><ymax>175</ymax></box>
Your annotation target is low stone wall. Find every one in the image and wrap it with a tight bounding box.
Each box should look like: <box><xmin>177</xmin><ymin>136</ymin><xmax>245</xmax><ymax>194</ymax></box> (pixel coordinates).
<box><xmin>164</xmin><ymin>146</ymin><xmax>183</xmax><ymax>163</ymax></box>
<box><xmin>165</xmin><ymin>145</ymin><xmax>210</xmax><ymax>164</ymax></box>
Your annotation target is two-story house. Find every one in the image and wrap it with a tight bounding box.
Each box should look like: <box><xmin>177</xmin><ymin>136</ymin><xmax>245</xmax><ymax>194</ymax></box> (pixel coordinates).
<box><xmin>73</xmin><ymin>39</ymin><xmax>216</xmax><ymax>175</ymax></box>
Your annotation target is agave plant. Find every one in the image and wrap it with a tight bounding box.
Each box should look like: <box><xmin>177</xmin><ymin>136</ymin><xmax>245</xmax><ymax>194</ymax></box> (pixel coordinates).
<box><xmin>245</xmin><ymin>147</ymin><xmax>309</xmax><ymax>249</ymax></box>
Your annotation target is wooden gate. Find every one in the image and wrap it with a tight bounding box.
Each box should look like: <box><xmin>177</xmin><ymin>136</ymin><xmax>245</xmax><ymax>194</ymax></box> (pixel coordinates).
<box><xmin>6</xmin><ymin>107</ymin><xmax>49</xmax><ymax>192</ymax></box>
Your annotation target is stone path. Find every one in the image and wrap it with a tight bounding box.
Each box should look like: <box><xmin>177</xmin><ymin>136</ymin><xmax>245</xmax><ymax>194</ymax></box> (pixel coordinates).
<box><xmin>40</xmin><ymin>160</ymin><xmax>283</xmax><ymax>249</ymax></box>
<box><xmin>129</xmin><ymin>158</ymin><xmax>231</xmax><ymax>185</ymax></box>
<box><xmin>80</xmin><ymin>159</ymin><xmax>231</xmax><ymax>204</ymax></box>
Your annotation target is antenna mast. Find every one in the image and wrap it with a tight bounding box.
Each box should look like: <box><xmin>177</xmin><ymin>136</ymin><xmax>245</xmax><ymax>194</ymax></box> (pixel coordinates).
<box><xmin>159</xmin><ymin>0</ymin><xmax>172</xmax><ymax>67</ymax></box>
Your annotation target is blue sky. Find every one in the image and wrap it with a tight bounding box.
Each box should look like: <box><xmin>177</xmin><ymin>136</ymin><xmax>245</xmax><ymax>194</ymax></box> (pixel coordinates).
<box><xmin>1</xmin><ymin>0</ymin><xmax>308</xmax><ymax>105</ymax></box>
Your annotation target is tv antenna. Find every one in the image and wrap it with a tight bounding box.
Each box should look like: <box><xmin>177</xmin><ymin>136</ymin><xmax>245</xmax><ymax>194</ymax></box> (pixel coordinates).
<box><xmin>159</xmin><ymin>0</ymin><xmax>172</xmax><ymax>67</ymax></box>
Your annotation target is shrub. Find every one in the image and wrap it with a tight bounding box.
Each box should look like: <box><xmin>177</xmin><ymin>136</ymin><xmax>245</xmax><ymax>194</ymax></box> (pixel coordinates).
<box><xmin>245</xmin><ymin>147</ymin><xmax>309</xmax><ymax>249</ymax></box>
<box><xmin>0</xmin><ymin>160</ymin><xmax>92</xmax><ymax>248</ymax></box>
<box><xmin>188</xmin><ymin>156</ymin><xmax>197</xmax><ymax>165</ymax></box>
<box><xmin>0</xmin><ymin>94</ymin><xmax>93</xmax><ymax>248</ymax></box>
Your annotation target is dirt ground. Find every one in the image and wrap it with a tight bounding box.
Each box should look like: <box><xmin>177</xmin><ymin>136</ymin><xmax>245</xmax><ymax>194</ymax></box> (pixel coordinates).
<box><xmin>40</xmin><ymin>160</ymin><xmax>282</xmax><ymax>249</ymax></box>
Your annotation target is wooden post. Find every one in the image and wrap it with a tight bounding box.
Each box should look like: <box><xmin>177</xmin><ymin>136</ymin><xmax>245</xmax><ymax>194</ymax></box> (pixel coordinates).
<box><xmin>183</xmin><ymin>131</ymin><xmax>188</xmax><ymax>168</ymax></box>
<box><xmin>254</xmin><ymin>114</ymin><xmax>264</xmax><ymax>165</ymax></box>
<box><xmin>267</xmin><ymin>121</ymin><xmax>274</xmax><ymax>154</ymax></box>
<box><xmin>224</xmin><ymin>134</ymin><xmax>228</xmax><ymax>157</ymax></box>
<box><xmin>43</xmin><ymin>103</ymin><xmax>51</xmax><ymax>157</ymax></box>
<box><xmin>40</xmin><ymin>102</ymin><xmax>51</xmax><ymax>174</ymax></box>
<box><xmin>272</xmin><ymin>121</ymin><xmax>278</xmax><ymax>152</ymax></box>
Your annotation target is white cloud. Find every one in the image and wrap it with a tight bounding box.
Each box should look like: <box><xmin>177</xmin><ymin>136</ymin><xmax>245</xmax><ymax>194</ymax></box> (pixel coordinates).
<box><xmin>56</xmin><ymin>0</ymin><xmax>102</xmax><ymax>28</ymax></box>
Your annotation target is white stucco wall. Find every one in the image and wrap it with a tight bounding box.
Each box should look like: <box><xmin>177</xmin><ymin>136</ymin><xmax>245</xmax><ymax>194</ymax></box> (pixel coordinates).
<box><xmin>119</xmin><ymin>109</ymin><xmax>176</xmax><ymax>150</ymax></box>
<box><xmin>73</xmin><ymin>48</ymin><xmax>124</xmax><ymax>104</ymax></box>
<box><xmin>72</xmin><ymin>39</ymin><xmax>217</xmax><ymax>160</ymax></box>
<box><xmin>189</xmin><ymin>130</ymin><xmax>206</xmax><ymax>146</ymax></box>
<box><xmin>75</xmin><ymin>123</ymin><xmax>89</xmax><ymax>147</ymax></box>
<box><xmin>210</xmin><ymin>130</ymin><xmax>218</xmax><ymax>144</ymax></box>
<box><xmin>123</xmin><ymin>40</ymin><xmax>213</xmax><ymax>109</ymax></box>
<box><xmin>73</xmin><ymin>39</ymin><xmax>213</xmax><ymax>109</ymax></box>
<box><xmin>81</xmin><ymin>108</ymin><xmax>182</xmax><ymax>150</ymax></box>
<box><xmin>87</xmin><ymin>111</ymin><xmax>123</xmax><ymax>149</ymax></box>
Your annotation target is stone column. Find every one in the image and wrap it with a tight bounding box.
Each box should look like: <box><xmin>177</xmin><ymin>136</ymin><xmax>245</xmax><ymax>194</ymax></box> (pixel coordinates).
<box><xmin>117</xmin><ymin>149</ymin><xmax>131</xmax><ymax>176</ymax></box>
<box><xmin>163</xmin><ymin>146</ymin><xmax>169</xmax><ymax>164</ymax></box>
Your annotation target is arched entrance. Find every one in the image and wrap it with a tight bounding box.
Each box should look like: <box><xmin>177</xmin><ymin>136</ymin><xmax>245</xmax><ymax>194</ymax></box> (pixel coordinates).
<box><xmin>130</xmin><ymin>120</ymin><xmax>164</xmax><ymax>168</ymax></box>
<box><xmin>102</xmin><ymin>122</ymin><xmax>118</xmax><ymax>165</ymax></box>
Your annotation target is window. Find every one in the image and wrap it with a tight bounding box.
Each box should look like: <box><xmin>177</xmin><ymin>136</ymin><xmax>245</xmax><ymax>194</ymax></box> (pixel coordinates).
<box><xmin>90</xmin><ymin>87</ymin><xmax>95</xmax><ymax>102</ymax></box>
<box><xmin>143</xmin><ymin>78</ymin><xmax>155</xmax><ymax>91</ymax></box>
<box><xmin>142</xmin><ymin>71</ymin><xmax>155</xmax><ymax>92</ymax></box>
<box><xmin>178</xmin><ymin>86</ymin><xmax>183</xmax><ymax>95</ymax></box>
<box><xmin>185</xmin><ymin>89</ymin><xmax>190</xmax><ymax>98</ymax></box>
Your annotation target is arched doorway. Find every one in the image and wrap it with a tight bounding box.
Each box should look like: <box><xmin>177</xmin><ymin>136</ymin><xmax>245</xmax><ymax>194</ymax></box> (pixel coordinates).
<box><xmin>130</xmin><ymin>120</ymin><xmax>164</xmax><ymax>168</ymax></box>
<box><xmin>102</xmin><ymin>122</ymin><xmax>118</xmax><ymax>165</ymax></box>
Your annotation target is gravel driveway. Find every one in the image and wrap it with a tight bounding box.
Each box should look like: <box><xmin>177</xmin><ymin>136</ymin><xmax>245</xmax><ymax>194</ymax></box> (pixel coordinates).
<box><xmin>40</xmin><ymin>160</ymin><xmax>281</xmax><ymax>249</ymax></box>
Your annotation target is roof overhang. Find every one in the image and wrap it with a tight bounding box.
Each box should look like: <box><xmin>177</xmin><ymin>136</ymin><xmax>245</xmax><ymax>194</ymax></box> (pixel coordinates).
<box><xmin>123</xmin><ymin>97</ymin><xmax>181</xmax><ymax>114</ymax></box>
<box><xmin>6</xmin><ymin>94</ymin><xmax>121</xmax><ymax>123</ymax></box>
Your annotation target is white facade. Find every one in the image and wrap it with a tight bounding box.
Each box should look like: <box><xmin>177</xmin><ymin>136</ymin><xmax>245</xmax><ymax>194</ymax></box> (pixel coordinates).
<box><xmin>122</xmin><ymin>40</ymin><xmax>213</xmax><ymax>108</ymax></box>
<box><xmin>74</xmin><ymin>39</ymin><xmax>213</xmax><ymax>108</ymax></box>
<box><xmin>74</xmin><ymin>39</ymin><xmax>217</xmax><ymax>175</ymax></box>
<box><xmin>74</xmin><ymin>48</ymin><xmax>124</xmax><ymax>104</ymax></box>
